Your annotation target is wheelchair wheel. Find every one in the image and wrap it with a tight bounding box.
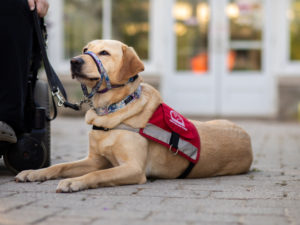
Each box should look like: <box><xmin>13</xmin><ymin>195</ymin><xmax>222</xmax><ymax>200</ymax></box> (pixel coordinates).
<box><xmin>3</xmin><ymin>134</ymin><xmax>48</xmax><ymax>174</ymax></box>
<box><xmin>3</xmin><ymin>80</ymin><xmax>51</xmax><ymax>174</ymax></box>
<box><xmin>34</xmin><ymin>80</ymin><xmax>51</xmax><ymax>167</ymax></box>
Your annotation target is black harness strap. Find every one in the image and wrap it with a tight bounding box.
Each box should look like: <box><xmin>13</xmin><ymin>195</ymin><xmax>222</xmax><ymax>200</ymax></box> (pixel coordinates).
<box><xmin>169</xmin><ymin>132</ymin><xmax>180</xmax><ymax>149</ymax></box>
<box><xmin>177</xmin><ymin>162</ymin><xmax>195</xmax><ymax>179</ymax></box>
<box><xmin>169</xmin><ymin>131</ymin><xmax>195</xmax><ymax>179</ymax></box>
<box><xmin>92</xmin><ymin>125</ymin><xmax>110</xmax><ymax>131</ymax></box>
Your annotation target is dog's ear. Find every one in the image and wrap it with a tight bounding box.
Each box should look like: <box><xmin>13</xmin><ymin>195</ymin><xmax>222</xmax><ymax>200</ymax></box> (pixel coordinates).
<box><xmin>117</xmin><ymin>45</ymin><xmax>144</xmax><ymax>83</ymax></box>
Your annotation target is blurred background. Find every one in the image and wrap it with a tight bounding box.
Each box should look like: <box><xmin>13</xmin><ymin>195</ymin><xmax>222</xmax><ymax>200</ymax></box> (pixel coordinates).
<box><xmin>45</xmin><ymin>0</ymin><xmax>300</xmax><ymax>120</ymax></box>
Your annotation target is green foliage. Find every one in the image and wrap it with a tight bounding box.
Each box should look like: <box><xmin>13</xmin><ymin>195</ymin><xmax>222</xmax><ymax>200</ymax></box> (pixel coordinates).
<box><xmin>111</xmin><ymin>0</ymin><xmax>149</xmax><ymax>59</ymax></box>
<box><xmin>290</xmin><ymin>1</ymin><xmax>300</xmax><ymax>61</ymax></box>
<box><xmin>63</xmin><ymin>0</ymin><xmax>149</xmax><ymax>60</ymax></box>
<box><xmin>64</xmin><ymin>0</ymin><xmax>103</xmax><ymax>59</ymax></box>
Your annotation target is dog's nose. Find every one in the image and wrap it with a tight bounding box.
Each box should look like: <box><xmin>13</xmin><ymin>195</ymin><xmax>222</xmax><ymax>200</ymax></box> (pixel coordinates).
<box><xmin>71</xmin><ymin>57</ymin><xmax>85</xmax><ymax>79</ymax></box>
<box><xmin>70</xmin><ymin>57</ymin><xmax>84</xmax><ymax>66</ymax></box>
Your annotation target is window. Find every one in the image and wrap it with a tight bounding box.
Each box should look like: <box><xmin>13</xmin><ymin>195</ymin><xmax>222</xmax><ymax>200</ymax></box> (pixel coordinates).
<box><xmin>173</xmin><ymin>0</ymin><xmax>210</xmax><ymax>74</ymax></box>
<box><xmin>227</xmin><ymin>0</ymin><xmax>263</xmax><ymax>72</ymax></box>
<box><xmin>63</xmin><ymin>0</ymin><xmax>150</xmax><ymax>60</ymax></box>
<box><xmin>64</xmin><ymin>0</ymin><xmax>103</xmax><ymax>59</ymax></box>
<box><xmin>290</xmin><ymin>0</ymin><xmax>300</xmax><ymax>61</ymax></box>
<box><xmin>111</xmin><ymin>0</ymin><xmax>150</xmax><ymax>60</ymax></box>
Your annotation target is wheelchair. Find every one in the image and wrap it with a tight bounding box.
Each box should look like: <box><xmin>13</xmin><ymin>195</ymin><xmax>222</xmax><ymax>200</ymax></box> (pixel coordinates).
<box><xmin>0</xmin><ymin>19</ymin><xmax>51</xmax><ymax>174</ymax></box>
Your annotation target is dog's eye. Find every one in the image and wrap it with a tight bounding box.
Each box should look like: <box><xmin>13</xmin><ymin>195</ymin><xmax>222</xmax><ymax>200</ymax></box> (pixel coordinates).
<box><xmin>83</xmin><ymin>48</ymin><xmax>88</xmax><ymax>53</ymax></box>
<box><xmin>99</xmin><ymin>50</ymin><xmax>110</xmax><ymax>56</ymax></box>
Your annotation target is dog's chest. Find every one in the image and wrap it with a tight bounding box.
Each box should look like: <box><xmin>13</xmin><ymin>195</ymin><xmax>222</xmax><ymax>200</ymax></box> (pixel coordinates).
<box><xmin>89</xmin><ymin>131</ymin><xmax>120</xmax><ymax>165</ymax></box>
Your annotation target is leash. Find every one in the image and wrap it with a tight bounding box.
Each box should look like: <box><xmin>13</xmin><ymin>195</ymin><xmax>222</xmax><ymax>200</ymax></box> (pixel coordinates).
<box><xmin>32</xmin><ymin>9</ymin><xmax>81</xmax><ymax>120</ymax></box>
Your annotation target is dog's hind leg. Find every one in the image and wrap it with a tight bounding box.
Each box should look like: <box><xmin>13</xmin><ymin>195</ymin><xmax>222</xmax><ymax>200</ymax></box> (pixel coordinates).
<box><xmin>15</xmin><ymin>156</ymin><xmax>110</xmax><ymax>182</ymax></box>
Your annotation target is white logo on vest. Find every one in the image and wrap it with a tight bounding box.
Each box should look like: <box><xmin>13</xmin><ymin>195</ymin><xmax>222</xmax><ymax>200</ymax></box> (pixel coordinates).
<box><xmin>169</xmin><ymin>110</ymin><xmax>187</xmax><ymax>131</ymax></box>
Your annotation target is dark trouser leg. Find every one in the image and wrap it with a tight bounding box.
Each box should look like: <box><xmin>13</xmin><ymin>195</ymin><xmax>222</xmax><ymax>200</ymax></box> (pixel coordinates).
<box><xmin>0</xmin><ymin>0</ymin><xmax>33</xmax><ymax>134</ymax></box>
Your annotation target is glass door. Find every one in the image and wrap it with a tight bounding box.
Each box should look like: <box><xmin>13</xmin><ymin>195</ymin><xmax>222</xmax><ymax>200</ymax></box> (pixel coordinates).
<box><xmin>163</xmin><ymin>0</ymin><xmax>274</xmax><ymax>116</ymax></box>
<box><xmin>220</xmin><ymin>0</ymin><xmax>274</xmax><ymax>116</ymax></box>
<box><xmin>163</xmin><ymin>0</ymin><xmax>217</xmax><ymax>115</ymax></box>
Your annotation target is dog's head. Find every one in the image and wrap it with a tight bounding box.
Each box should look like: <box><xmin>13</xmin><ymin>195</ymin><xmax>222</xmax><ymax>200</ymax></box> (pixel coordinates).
<box><xmin>70</xmin><ymin>40</ymin><xmax>144</xmax><ymax>88</ymax></box>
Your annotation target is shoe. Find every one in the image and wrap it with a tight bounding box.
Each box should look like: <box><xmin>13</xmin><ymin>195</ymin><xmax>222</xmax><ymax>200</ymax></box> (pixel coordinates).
<box><xmin>0</xmin><ymin>121</ymin><xmax>17</xmax><ymax>143</ymax></box>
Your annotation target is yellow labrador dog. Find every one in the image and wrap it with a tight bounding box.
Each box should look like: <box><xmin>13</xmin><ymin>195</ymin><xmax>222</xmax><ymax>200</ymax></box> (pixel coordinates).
<box><xmin>15</xmin><ymin>40</ymin><xmax>253</xmax><ymax>193</ymax></box>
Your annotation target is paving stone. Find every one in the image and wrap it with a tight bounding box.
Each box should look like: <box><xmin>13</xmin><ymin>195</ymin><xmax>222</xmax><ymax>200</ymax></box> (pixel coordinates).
<box><xmin>243</xmin><ymin>214</ymin><xmax>288</xmax><ymax>225</ymax></box>
<box><xmin>41</xmin><ymin>216</ymin><xmax>93</xmax><ymax>225</ymax></box>
<box><xmin>146</xmin><ymin>211</ymin><xmax>241</xmax><ymax>223</ymax></box>
<box><xmin>0</xmin><ymin>205</ymin><xmax>62</xmax><ymax>225</ymax></box>
<box><xmin>0</xmin><ymin>118</ymin><xmax>300</xmax><ymax>225</ymax></box>
<box><xmin>137</xmin><ymin>188</ymin><xmax>210</xmax><ymax>198</ymax></box>
<box><xmin>89</xmin><ymin>219</ymin><xmax>191</xmax><ymax>225</ymax></box>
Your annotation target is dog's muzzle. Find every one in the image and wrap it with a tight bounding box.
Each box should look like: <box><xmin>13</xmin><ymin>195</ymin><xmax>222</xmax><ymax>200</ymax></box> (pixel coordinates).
<box><xmin>78</xmin><ymin>51</ymin><xmax>112</xmax><ymax>99</ymax></box>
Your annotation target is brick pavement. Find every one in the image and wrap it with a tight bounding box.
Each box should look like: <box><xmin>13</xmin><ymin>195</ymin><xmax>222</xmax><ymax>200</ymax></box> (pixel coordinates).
<box><xmin>0</xmin><ymin>118</ymin><xmax>300</xmax><ymax>225</ymax></box>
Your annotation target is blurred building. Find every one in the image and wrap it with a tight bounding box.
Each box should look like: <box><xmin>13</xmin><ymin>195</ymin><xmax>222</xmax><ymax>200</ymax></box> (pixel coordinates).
<box><xmin>47</xmin><ymin>0</ymin><xmax>300</xmax><ymax>119</ymax></box>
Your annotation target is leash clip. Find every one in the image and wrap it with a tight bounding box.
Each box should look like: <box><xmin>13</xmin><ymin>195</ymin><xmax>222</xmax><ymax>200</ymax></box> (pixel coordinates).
<box><xmin>79</xmin><ymin>97</ymin><xmax>93</xmax><ymax>109</ymax></box>
<box><xmin>52</xmin><ymin>89</ymin><xmax>65</xmax><ymax>107</ymax></box>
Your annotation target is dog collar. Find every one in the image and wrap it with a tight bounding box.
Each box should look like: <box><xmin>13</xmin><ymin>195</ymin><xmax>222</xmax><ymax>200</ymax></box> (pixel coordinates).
<box><xmin>94</xmin><ymin>85</ymin><xmax>142</xmax><ymax>116</ymax></box>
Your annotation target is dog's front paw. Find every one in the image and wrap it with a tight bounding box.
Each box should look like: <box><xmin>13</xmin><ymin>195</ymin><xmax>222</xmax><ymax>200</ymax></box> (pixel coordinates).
<box><xmin>85</xmin><ymin>109</ymin><xmax>96</xmax><ymax>125</ymax></box>
<box><xmin>56</xmin><ymin>178</ymin><xmax>88</xmax><ymax>193</ymax></box>
<box><xmin>15</xmin><ymin>169</ymin><xmax>47</xmax><ymax>182</ymax></box>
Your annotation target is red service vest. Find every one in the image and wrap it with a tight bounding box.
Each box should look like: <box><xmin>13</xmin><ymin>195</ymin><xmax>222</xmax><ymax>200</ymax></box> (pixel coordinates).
<box><xmin>139</xmin><ymin>103</ymin><xmax>201</xmax><ymax>164</ymax></box>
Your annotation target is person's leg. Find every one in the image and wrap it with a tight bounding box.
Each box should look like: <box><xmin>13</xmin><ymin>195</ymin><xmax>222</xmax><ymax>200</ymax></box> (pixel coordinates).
<box><xmin>0</xmin><ymin>0</ymin><xmax>33</xmax><ymax>137</ymax></box>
